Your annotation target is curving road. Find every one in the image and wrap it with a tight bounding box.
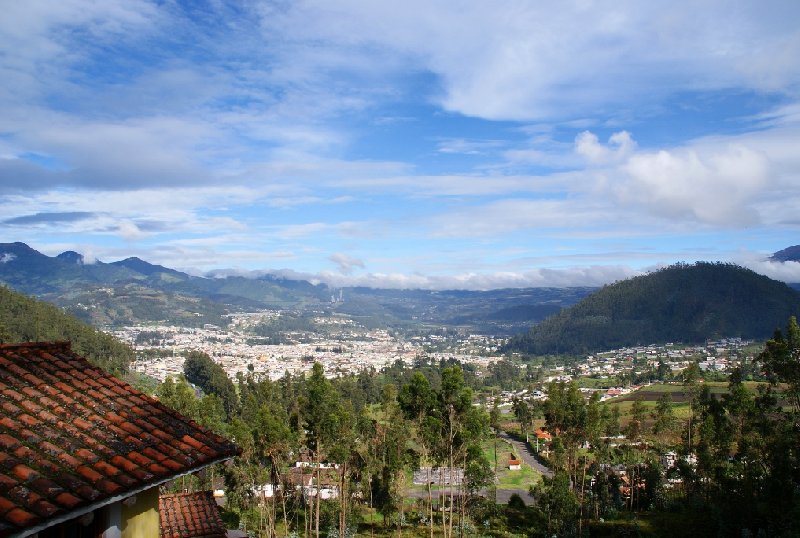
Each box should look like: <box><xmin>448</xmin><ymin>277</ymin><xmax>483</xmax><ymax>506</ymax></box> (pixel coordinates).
<box><xmin>406</xmin><ymin>433</ymin><xmax>553</xmax><ymax>507</ymax></box>
<box><xmin>497</xmin><ymin>431</ymin><xmax>554</xmax><ymax>479</ymax></box>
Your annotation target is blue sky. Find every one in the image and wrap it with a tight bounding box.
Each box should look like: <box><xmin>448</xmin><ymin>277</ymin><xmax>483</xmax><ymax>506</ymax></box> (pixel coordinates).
<box><xmin>1</xmin><ymin>0</ymin><xmax>799</xmax><ymax>289</ymax></box>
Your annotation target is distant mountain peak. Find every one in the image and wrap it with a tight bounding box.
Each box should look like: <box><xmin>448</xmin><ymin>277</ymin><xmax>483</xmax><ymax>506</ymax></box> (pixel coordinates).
<box><xmin>110</xmin><ymin>256</ymin><xmax>187</xmax><ymax>278</ymax></box>
<box><xmin>57</xmin><ymin>251</ymin><xmax>84</xmax><ymax>265</ymax></box>
<box><xmin>771</xmin><ymin>245</ymin><xmax>800</xmax><ymax>262</ymax></box>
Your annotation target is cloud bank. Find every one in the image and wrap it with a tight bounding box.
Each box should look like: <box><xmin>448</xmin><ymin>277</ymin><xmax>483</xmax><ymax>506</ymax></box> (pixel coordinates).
<box><xmin>1</xmin><ymin>1</ymin><xmax>799</xmax><ymax>288</ymax></box>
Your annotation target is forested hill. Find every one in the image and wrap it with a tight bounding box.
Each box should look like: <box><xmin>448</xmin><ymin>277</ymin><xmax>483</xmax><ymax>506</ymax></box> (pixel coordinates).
<box><xmin>0</xmin><ymin>285</ymin><xmax>133</xmax><ymax>374</ymax></box>
<box><xmin>504</xmin><ymin>262</ymin><xmax>800</xmax><ymax>355</ymax></box>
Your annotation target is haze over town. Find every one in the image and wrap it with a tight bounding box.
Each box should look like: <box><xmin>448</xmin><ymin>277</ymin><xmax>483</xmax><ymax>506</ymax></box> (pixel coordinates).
<box><xmin>2</xmin><ymin>1</ymin><xmax>800</xmax><ymax>289</ymax></box>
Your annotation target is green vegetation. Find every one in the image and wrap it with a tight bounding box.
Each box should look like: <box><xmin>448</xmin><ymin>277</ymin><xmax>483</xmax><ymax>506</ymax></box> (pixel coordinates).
<box><xmin>163</xmin><ymin>317</ymin><xmax>797</xmax><ymax>537</ymax></box>
<box><xmin>0</xmin><ymin>285</ymin><xmax>132</xmax><ymax>374</ymax></box>
<box><xmin>506</xmin><ymin>262</ymin><xmax>800</xmax><ymax>355</ymax></box>
<box><xmin>183</xmin><ymin>350</ymin><xmax>240</xmax><ymax>419</ymax></box>
<box><xmin>154</xmin><ymin>357</ymin><xmax>498</xmax><ymax>538</ymax></box>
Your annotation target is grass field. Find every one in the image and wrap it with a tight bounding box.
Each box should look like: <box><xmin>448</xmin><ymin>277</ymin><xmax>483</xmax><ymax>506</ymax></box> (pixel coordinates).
<box><xmin>483</xmin><ymin>437</ymin><xmax>543</xmax><ymax>490</ymax></box>
<box><xmin>599</xmin><ymin>381</ymin><xmax>772</xmax><ymax>434</ymax></box>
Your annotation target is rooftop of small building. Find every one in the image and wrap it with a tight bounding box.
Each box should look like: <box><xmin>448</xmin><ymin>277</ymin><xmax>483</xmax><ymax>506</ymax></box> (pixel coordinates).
<box><xmin>159</xmin><ymin>491</ymin><xmax>226</xmax><ymax>538</ymax></box>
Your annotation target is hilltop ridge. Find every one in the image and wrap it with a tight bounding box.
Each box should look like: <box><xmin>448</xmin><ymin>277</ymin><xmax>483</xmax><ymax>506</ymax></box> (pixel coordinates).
<box><xmin>505</xmin><ymin>262</ymin><xmax>800</xmax><ymax>355</ymax></box>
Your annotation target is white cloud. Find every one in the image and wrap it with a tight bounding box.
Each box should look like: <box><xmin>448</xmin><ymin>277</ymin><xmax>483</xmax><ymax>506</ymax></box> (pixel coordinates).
<box><xmin>116</xmin><ymin>220</ymin><xmax>147</xmax><ymax>241</ymax></box>
<box><xmin>575</xmin><ymin>131</ymin><xmax>637</xmax><ymax>164</ymax></box>
<box><xmin>328</xmin><ymin>253</ymin><xmax>366</xmax><ymax>275</ymax></box>
<box><xmin>0</xmin><ymin>253</ymin><xmax>17</xmax><ymax>263</ymax></box>
<box><xmin>743</xmin><ymin>260</ymin><xmax>800</xmax><ymax>283</ymax></box>
<box><xmin>272</xmin><ymin>264</ymin><xmax>643</xmax><ymax>290</ymax></box>
<box><xmin>255</xmin><ymin>1</ymin><xmax>800</xmax><ymax>121</ymax></box>
<box><xmin>619</xmin><ymin>143</ymin><xmax>770</xmax><ymax>226</ymax></box>
<box><xmin>437</xmin><ymin>138</ymin><xmax>504</xmax><ymax>155</ymax></box>
<box><xmin>429</xmin><ymin>197</ymin><xmax>616</xmax><ymax>238</ymax></box>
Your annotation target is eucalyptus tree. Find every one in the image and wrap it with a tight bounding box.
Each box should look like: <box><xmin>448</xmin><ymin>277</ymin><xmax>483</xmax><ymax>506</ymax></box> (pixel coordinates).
<box><xmin>651</xmin><ymin>392</ymin><xmax>677</xmax><ymax>443</ymax></box>
<box><xmin>511</xmin><ymin>396</ymin><xmax>533</xmax><ymax>442</ymax></box>
<box><xmin>302</xmin><ymin>363</ymin><xmax>347</xmax><ymax>538</ymax></box>
<box><xmin>543</xmin><ymin>382</ymin><xmax>587</xmax><ymax>484</ymax></box>
<box><xmin>398</xmin><ymin>372</ymin><xmax>438</xmax><ymax>538</ymax></box>
<box><xmin>437</xmin><ymin>367</ymin><xmax>490</xmax><ymax>538</ymax></box>
<box><xmin>254</xmin><ymin>404</ymin><xmax>295</xmax><ymax>537</ymax></box>
<box><xmin>759</xmin><ymin>315</ymin><xmax>800</xmax><ymax>413</ymax></box>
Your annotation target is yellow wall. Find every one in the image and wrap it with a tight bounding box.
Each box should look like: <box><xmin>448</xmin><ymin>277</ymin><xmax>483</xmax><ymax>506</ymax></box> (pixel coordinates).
<box><xmin>120</xmin><ymin>486</ymin><xmax>160</xmax><ymax>538</ymax></box>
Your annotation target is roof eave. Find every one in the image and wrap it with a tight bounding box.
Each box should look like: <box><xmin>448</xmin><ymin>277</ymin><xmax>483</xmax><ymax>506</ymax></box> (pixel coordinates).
<box><xmin>8</xmin><ymin>455</ymin><xmax>235</xmax><ymax>538</ymax></box>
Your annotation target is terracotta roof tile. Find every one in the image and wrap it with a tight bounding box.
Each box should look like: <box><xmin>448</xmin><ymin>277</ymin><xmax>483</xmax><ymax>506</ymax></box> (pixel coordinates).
<box><xmin>0</xmin><ymin>497</ymin><xmax>14</xmax><ymax>513</ymax></box>
<box><xmin>11</xmin><ymin>465</ymin><xmax>38</xmax><ymax>482</ymax></box>
<box><xmin>0</xmin><ymin>342</ymin><xmax>240</xmax><ymax>536</ymax></box>
<box><xmin>53</xmin><ymin>491</ymin><xmax>81</xmax><ymax>509</ymax></box>
<box><xmin>5</xmin><ymin>507</ymin><xmax>36</xmax><ymax>527</ymax></box>
<box><xmin>109</xmin><ymin>455</ymin><xmax>138</xmax><ymax>474</ymax></box>
<box><xmin>0</xmin><ymin>435</ymin><xmax>19</xmax><ymax>451</ymax></box>
<box><xmin>159</xmin><ymin>491</ymin><xmax>226</xmax><ymax>538</ymax></box>
<box><xmin>28</xmin><ymin>478</ymin><xmax>63</xmax><ymax>498</ymax></box>
<box><xmin>18</xmin><ymin>428</ymin><xmax>41</xmax><ymax>445</ymax></box>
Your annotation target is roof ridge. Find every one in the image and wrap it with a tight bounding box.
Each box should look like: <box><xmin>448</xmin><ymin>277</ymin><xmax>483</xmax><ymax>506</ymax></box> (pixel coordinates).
<box><xmin>159</xmin><ymin>491</ymin><xmax>216</xmax><ymax>499</ymax></box>
<box><xmin>0</xmin><ymin>340</ymin><xmax>71</xmax><ymax>352</ymax></box>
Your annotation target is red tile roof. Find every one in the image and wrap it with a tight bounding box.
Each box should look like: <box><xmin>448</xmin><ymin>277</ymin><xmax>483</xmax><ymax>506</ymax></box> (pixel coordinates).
<box><xmin>159</xmin><ymin>491</ymin><xmax>226</xmax><ymax>538</ymax></box>
<box><xmin>0</xmin><ymin>342</ymin><xmax>240</xmax><ymax>537</ymax></box>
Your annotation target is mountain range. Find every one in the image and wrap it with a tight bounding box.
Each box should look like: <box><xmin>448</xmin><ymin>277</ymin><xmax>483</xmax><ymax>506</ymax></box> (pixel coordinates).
<box><xmin>0</xmin><ymin>242</ymin><xmax>588</xmax><ymax>331</ymax></box>
<box><xmin>2</xmin><ymin>242</ymin><xmax>798</xmax><ymax>349</ymax></box>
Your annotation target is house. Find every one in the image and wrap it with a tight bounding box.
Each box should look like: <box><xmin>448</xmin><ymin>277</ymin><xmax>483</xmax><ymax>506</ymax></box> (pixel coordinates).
<box><xmin>508</xmin><ymin>458</ymin><xmax>521</xmax><ymax>471</ymax></box>
<box><xmin>660</xmin><ymin>451</ymin><xmax>678</xmax><ymax>469</ymax></box>
<box><xmin>532</xmin><ymin>428</ymin><xmax>552</xmax><ymax>453</ymax></box>
<box><xmin>287</xmin><ymin>467</ymin><xmax>340</xmax><ymax>500</ymax></box>
<box><xmin>0</xmin><ymin>342</ymin><xmax>240</xmax><ymax>537</ymax></box>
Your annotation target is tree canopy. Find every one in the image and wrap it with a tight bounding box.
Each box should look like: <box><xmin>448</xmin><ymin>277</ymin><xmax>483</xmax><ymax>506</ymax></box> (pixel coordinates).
<box><xmin>506</xmin><ymin>263</ymin><xmax>800</xmax><ymax>355</ymax></box>
<box><xmin>0</xmin><ymin>284</ymin><xmax>132</xmax><ymax>374</ymax></box>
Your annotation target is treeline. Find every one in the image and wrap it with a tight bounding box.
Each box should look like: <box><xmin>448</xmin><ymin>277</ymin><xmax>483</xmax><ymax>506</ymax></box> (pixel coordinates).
<box><xmin>159</xmin><ymin>354</ymin><xmax>494</xmax><ymax>538</ymax></box>
<box><xmin>506</xmin><ymin>262</ymin><xmax>800</xmax><ymax>355</ymax></box>
<box><xmin>514</xmin><ymin>317</ymin><xmax>800</xmax><ymax>537</ymax></box>
<box><xmin>0</xmin><ymin>285</ymin><xmax>132</xmax><ymax>374</ymax></box>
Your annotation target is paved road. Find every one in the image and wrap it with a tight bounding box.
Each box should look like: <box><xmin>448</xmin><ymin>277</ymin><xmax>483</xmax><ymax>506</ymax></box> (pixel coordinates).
<box><xmin>497</xmin><ymin>431</ymin><xmax>554</xmax><ymax>479</ymax></box>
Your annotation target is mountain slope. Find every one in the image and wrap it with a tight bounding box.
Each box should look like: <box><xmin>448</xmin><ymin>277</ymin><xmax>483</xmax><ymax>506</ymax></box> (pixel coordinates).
<box><xmin>110</xmin><ymin>256</ymin><xmax>189</xmax><ymax>278</ymax></box>
<box><xmin>771</xmin><ymin>245</ymin><xmax>800</xmax><ymax>262</ymax></box>
<box><xmin>0</xmin><ymin>242</ymin><xmax>330</xmax><ymax>325</ymax></box>
<box><xmin>0</xmin><ymin>285</ymin><xmax>133</xmax><ymax>374</ymax></box>
<box><xmin>505</xmin><ymin>262</ymin><xmax>800</xmax><ymax>355</ymax></box>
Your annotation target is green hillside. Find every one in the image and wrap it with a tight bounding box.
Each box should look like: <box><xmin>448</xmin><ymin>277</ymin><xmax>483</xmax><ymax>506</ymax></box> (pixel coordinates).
<box><xmin>0</xmin><ymin>285</ymin><xmax>133</xmax><ymax>374</ymax></box>
<box><xmin>0</xmin><ymin>242</ymin><xmax>328</xmax><ymax>325</ymax></box>
<box><xmin>505</xmin><ymin>262</ymin><xmax>800</xmax><ymax>355</ymax></box>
